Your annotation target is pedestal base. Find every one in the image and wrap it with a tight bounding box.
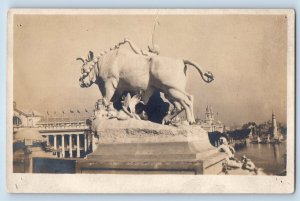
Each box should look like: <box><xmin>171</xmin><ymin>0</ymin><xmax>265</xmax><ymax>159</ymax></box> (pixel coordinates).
<box><xmin>76</xmin><ymin>148</ymin><xmax>226</xmax><ymax>174</ymax></box>
<box><xmin>76</xmin><ymin>118</ymin><xmax>226</xmax><ymax>175</ymax></box>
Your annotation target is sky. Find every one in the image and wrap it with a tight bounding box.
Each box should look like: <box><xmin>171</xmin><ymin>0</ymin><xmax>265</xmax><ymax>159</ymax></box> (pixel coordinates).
<box><xmin>13</xmin><ymin>14</ymin><xmax>287</xmax><ymax>126</ymax></box>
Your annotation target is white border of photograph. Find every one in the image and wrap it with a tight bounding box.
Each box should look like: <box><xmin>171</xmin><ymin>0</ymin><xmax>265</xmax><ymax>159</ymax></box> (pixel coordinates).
<box><xmin>6</xmin><ymin>9</ymin><xmax>295</xmax><ymax>194</ymax></box>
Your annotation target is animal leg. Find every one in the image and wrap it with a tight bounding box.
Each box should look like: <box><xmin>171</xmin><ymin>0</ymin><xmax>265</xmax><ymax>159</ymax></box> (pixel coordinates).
<box><xmin>171</xmin><ymin>101</ymin><xmax>184</xmax><ymax>121</ymax></box>
<box><xmin>97</xmin><ymin>80</ymin><xmax>106</xmax><ymax>98</ymax></box>
<box><xmin>141</xmin><ymin>87</ymin><xmax>155</xmax><ymax>105</ymax></box>
<box><xmin>161</xmin><ymin>95</ymin><xmax>183</xmax><ymax>124</ymax></box>
<box><xmin>172</xmin><ymin>101</ymin><xmax>182</xmax><ymax>112</ymax></box>
<box><xmin>166</xmin><ymin>88</ymin><xmax>194</xmax><ymax>124</ymax></box>
<box><xmin>174</xmin><ymin>92</ymin><xmax>195</xmax><ymax>124</ymax></box>
<box><xmin>164</xmin><ymin>94</ymin><xmax>182</xmax><ymax>112</ymax></box>
<box><xmin>103</xmin><ymin>78</ymin><xmax>118</xmax><ymax>107</ymax></box>
<box><xmin>180</xmin><ymin>101</ymin><xmax>193</xmax><ymax>124</ymax></box>
<box><xmin>185</xmin><ymin>94</ymin><xmax>195</xmax><ymax>123</ymax></box>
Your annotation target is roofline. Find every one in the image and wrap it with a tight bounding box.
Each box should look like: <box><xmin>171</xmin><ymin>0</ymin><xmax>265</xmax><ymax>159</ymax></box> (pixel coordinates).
<box><xmin>14</xmin><ymin>108</ymin><xmax>44</xmax><ymax>117</ymax></box>
<box><xmin>14</xmin><ymin>108</ymin><xmax>30</xmax><ymax>117</ymax></box>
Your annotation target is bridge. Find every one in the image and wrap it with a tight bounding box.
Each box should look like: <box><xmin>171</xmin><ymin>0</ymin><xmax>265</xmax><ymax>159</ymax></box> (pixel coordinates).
<box><xmin>36</xmin><ymin>116</ymin><xmax>92</xmax><ymax>158</ymax></box>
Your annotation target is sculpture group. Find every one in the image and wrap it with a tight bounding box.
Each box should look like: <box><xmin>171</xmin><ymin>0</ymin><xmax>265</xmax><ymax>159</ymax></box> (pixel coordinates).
<box><xmin>77</xmin><ymin>39</ymin><xmax>214</xmax><ymax>124</ymax></box>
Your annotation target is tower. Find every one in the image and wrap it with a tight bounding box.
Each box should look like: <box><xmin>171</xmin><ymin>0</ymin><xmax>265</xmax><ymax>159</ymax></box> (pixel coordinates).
<box><xmin>272</xmin><ymin>111</ymin><xmax>278</xmax><ymax>140</ymax></box>
<box><xmin>205</xmin><ymin>105</ymin><xmax>214</xmax><ymax>125</ymax></box>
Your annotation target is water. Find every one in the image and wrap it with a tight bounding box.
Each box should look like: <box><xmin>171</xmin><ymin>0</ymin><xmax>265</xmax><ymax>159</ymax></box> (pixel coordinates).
<box><xmin>234</xmin><ymin>142</ymin><xmax>287</xmax><ymax>175</ymax></box>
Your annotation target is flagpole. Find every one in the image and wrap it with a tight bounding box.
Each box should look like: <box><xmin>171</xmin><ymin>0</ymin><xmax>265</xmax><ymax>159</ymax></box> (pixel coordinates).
<box><xmin>77</xmin><ymin>109</ymin><xmax>81</xmax><ymax>124</ymax></box>
<box><xmin>46</xmin><ymin>111</ymin><xmax>49</xmax><ymax>127</ymax></box>
<box><xmin>54</xmin><ymin>111</ymin><xmax>56</xmax><ymax>126</ymax></box>
<box><xmin>69</xmin><ymin>109</ymin><xmax>71</xmax><ymax>125</ymax></box>
<box><xmin>75</xmin><ymin>109</ymin><xmax>77</xmax><ymax>124</ymax></box>
<box><xmin>84</xmin><ymin>109</ymin><xmax>88</xmax><ymax>124</ymax></box>
<box><xmin>85</xmin><ymin>108</ymin><xmax>89</xmax><ymax>119</ymax></box>
<box><xmin>62</xmin><ymin>111</ymin><xmax>64</xmax><ymax>123</ymax></box>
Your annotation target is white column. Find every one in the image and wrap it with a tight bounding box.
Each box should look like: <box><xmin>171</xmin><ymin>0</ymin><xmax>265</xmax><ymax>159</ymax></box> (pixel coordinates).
<box><xmin>54</xmin><ymin>135</ymin><xmax>57</xmax><ymax>156</ymax></box>
<box><xmin>46</xmin><ymin>135</ymin><xmax>50</xmax><ymax>146</ymax></box>
<box><xmin>61</xmin><ymin>135</ymin><xmax>65</xmax><ymax>158</ymax></box>
<box><xmin>92</xmin><ymin>134</ymin><xmax>96</xmax><ymax>152</ymax></box>
<box><xmin>84</xmin><ymin>134</ymin><xmax>87</xmax><ymax>153</ymax></box>
<box><xmin>69</xmin><ymin>135</ymin><xmax>73</xmax><ymax>158</ymax></box>
<box><xmin>92</xmin><ymin>133</ymin><xmax>98</xmax><ymax>152</ymax></box>
<box><xmin>77</xmin><ymin>134</ymin><xmax>80</xmax><ymax>158</ymax></box>
<box><xmin>87</xmin><ymin>133</ymin><xmax>90</xmax><ymax>149</ymax></box>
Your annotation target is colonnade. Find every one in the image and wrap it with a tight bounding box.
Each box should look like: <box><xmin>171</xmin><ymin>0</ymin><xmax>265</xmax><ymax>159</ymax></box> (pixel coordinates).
<box><xmin>46</xmin><ymin>133</ymin><xmax>89</xmax><ymax>158</ymax></box>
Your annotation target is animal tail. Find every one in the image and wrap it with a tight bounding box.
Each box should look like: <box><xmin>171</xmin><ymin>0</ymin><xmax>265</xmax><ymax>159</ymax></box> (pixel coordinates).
<box><xmin>183</xmin><ymin>59</ymin><xmax>214</xmax><ymax>83</ymax></box>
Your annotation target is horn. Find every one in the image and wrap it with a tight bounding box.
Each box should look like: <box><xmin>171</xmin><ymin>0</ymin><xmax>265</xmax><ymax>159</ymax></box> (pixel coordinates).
<box><xmin>76</xmin><ymin>58</ymin><xmax>85</xmax><ymax>63</ymax></box>
<box><xmin>88</xmin><ymin>51</ymin><xmax>94</xmax><ymax>61</ymax></box>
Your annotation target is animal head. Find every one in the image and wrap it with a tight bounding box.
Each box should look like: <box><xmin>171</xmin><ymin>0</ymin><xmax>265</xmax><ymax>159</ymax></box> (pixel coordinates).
<box><xmin>77</xmin><ymin>51</ymin><xmax>98</xmax><ymax>88</ymax></box>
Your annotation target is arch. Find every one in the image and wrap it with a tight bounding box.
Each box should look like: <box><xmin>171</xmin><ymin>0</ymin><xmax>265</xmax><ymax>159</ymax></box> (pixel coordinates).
<box><xmin>13</xmin><ymin>116</ymin><xmax>22</xmax><ymax>126</ymax></box>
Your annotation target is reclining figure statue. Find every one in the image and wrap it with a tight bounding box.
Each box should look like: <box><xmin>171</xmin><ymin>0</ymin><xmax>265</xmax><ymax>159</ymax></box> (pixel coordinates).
<box><xmin>76</xmin><ymin>39</ymin><xmax>214</xmax><ymax>124</ymax></box>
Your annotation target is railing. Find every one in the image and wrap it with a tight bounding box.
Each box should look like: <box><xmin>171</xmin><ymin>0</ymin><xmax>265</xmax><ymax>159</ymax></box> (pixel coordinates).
<box><xmin>37</xmin><ymin>121</ymin><xmax>89</xmax><ymax>131</ymax></box>
<box><xmin>38</xmin><ymin>125</ymin><xmax>89</xmax><ymax>131</ymax></box>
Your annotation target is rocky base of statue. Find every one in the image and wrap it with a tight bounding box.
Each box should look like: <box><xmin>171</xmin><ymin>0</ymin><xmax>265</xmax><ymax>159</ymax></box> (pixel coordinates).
<box><xmin>76</xmin><ymin>117</ymin><xmax>227</xmax><ymax>174</ymax></box>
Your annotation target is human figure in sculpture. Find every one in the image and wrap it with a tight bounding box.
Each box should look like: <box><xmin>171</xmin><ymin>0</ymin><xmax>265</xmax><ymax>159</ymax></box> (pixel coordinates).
<box><xmin>121</xmin><ymin>15</ymin><xmax>160</xmax><ymax>56</ymax></box>
<box><xmin>121</xmin><ymin>38</ymin><xmax>159</xmax><ymax>56</ymax></box>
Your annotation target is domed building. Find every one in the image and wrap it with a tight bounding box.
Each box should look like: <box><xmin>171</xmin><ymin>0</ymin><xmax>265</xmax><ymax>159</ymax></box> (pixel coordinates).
<box><xmin>13</xmin><ymin>102</ymin><xmax>43</xmax><ymax>133</ymax></box>
<box><xmin>199</xmin><ymin>106</ymin><xmax>225</xmax><ymax>133</ymax></box>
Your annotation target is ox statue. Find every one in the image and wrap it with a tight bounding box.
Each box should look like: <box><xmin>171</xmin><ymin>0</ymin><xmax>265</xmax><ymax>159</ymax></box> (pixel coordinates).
<box><xmin>77</xmin><ymin>39</ymin><xmax>214</xmax><ymax>124</ymax></box>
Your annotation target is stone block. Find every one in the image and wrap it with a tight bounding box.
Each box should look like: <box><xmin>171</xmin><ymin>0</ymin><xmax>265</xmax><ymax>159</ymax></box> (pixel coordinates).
<box><xmin>76</xmin><ymin>118</ymin><xmax>226</xmax><ymax>174</ymax></box>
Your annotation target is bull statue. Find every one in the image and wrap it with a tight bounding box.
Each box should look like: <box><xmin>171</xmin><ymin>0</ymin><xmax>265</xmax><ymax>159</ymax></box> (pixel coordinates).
<box><xmin>77</xmin><ymin>39</ymin><xmax>214</xmax><ymax>124</ymax></box>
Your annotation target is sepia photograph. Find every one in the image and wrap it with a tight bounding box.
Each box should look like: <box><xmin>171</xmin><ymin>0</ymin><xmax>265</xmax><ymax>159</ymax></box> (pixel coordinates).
<box><xmin>6</xmin><ymin>9</ymin><xmax>295</xmax><ymax>193</ymax></box>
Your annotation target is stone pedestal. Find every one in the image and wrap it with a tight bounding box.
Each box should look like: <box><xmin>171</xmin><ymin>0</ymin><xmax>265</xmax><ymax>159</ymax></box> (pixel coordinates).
<box><xmin>76</xmin><ymin>118</ymin><xmax>226</xmax><ymax>174</ymax></box>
